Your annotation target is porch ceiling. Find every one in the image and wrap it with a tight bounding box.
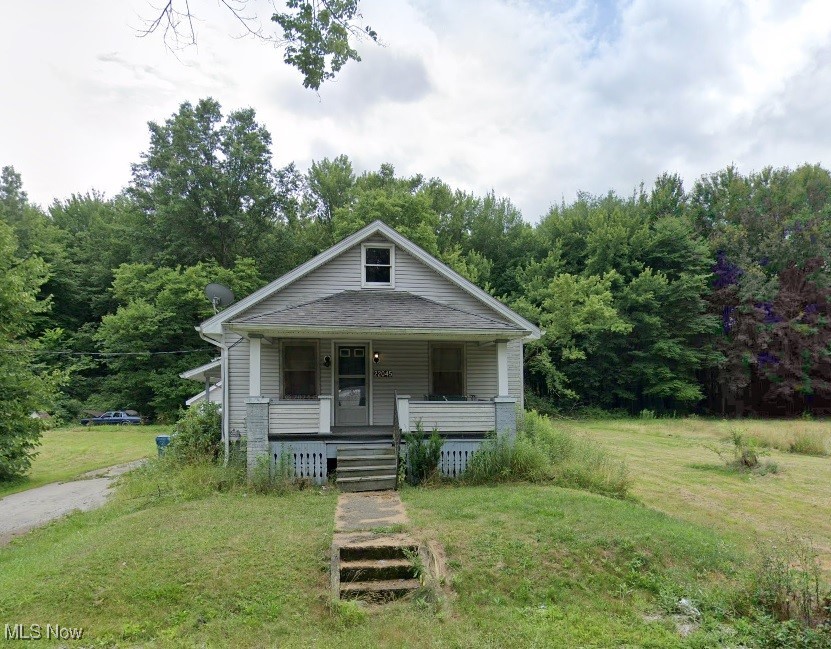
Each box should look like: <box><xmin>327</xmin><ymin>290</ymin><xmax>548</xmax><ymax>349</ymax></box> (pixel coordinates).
<box><xmin>226</xmin><ymin>290</ymin><xmax>530</xmax><ymax>339</ymax></box>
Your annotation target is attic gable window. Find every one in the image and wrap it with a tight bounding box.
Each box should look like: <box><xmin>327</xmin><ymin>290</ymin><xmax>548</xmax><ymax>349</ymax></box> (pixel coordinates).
<box><xmin>361</xmin><ymin>243</ymin><xmax>395</xmax><ymax>288</ymax></box>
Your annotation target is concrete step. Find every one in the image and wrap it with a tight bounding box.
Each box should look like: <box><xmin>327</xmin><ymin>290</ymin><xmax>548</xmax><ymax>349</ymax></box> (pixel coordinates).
<box><xmin>336</xmin><ymin>475</ymin><xmax>397</xmax><ymax>492</ymax></box>
<box><xmin>337</xmin><ymin>465</ymin><xmax>399</xmax><ymax>478</ymax></box>
<box><xmin>340</xmin><ymin>558</ymin><xmax>417</xmax><ymax>581</ymax></box>
<box><xmin>339</xmin><ymin>541</ymin><xmax>419</xmax><ymax>562</ymax></box>
<box><xmin>337</xmin><ymin>455</ymin><xmax>397</xmax><ymax>468</ymax></box>
<box><xmin>339</xmin><ymin>578</ymin><xmax>421</xmax><ymax>601</ymax></box>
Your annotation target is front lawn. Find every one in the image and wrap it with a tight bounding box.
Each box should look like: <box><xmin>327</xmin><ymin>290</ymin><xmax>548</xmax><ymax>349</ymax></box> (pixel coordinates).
<box><xmin>562</xmin><ymin>418</ymin><xmax>831</xmax><ymax>565</ymax></box>
<box><xmin>0</xmin><ymin>425</ymin><xmax>168</xmax><ymax>498</ymax></box>
<box><xmin>0</xmin><ymin>481</ymin><xmax>775</xmax><ymax>647</ymax></box>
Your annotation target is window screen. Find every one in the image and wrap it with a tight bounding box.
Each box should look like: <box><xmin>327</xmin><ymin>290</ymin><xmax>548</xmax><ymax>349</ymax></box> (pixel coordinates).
<box><xmin>282</xmin><ymin>344</ymin><xmax>317</xmax><ymax>398</ymax></box>
<box><xmin>431</xmin><ymin>345</ymin><xmax>464</xmax><ymax>396</ymax></box>
<box><xmin>365</xmin><ymin>247</ymin><xmax>391</xmax><ymax>284</ymax></box>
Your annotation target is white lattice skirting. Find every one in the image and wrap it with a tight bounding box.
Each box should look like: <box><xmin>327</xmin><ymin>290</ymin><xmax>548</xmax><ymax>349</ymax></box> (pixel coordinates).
<box><xmin>271</xmin><ymin>441</ymin><xmax>328</xmax><ymax>484</ymax></box>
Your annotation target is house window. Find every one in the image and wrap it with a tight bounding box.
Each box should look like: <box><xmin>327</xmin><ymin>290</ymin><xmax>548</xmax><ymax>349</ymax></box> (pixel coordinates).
<box><xmin>282</xmin><ymin>342</ymin><xmax>318</xmax><ymax>399</ymax></box>
<box><xmin>362</xmin><ymin>243</ymin><xmax>395</xmax><ymax>287</ymax></box>
<box><xmin>430</xmin><ymin>344</ymin><xmax>465</xmax><ymax>397</ymax></box>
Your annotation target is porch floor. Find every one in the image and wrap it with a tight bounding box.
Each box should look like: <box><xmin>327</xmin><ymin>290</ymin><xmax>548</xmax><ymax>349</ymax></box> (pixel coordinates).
<box><xmin>332</xmin><ymin>426</ymin><xmax>394</xmax><ymax>436</ymax></box>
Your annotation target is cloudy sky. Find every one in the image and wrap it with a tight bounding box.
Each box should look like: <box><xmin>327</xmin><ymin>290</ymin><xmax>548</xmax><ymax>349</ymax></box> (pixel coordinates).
<box><xmin>2</xmin><ymin>0</ymin><xmax>831</xmax><ymax>221</ymax></box>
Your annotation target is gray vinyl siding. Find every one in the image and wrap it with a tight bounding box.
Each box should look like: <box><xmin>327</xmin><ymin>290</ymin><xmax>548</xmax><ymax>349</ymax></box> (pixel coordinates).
<box><xmin>466</xmin><ymin>343</ymin><xmax>497</xmax><ymax>399</ymax></box>
<box><xmin>227</xmin><ymin>334</ymin><xmax>248</xmax><ymax>438</ymax></box>
<box><xmin>370</xmin><ymin>339</ymin><xmax>429</xmax><ymax>425</ymax></box>
<box><xmin>239</xmin><ymin>234</ymin><xmax>511</xmax><ymax>322</ymax></box>
<box><xmin>261</xmin><ymin>343</ymin><xmax>280</xmax><ymax>398</ymax></box>
<box><xmin>320</xmin><ymin>341</ymin><xmax>333</xmax><ymax>397</ymax></box>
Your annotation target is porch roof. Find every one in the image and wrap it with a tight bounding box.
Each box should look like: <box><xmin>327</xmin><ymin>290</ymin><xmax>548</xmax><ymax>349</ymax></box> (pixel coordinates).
<box><xmin>227</xmin><ymin>290</ymin><xmax>528</xmax><ymax>337</ymax></box>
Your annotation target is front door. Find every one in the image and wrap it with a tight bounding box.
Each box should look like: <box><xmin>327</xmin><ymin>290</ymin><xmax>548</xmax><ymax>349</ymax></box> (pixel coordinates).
<box><xmin>335</xmin><ymin>344</ymin><xmax>368</xmax><ymax>426</ymax></box>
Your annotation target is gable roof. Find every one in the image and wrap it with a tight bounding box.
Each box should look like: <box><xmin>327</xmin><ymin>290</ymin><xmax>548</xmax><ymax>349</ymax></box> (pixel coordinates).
<box><xmin>229</xmin><ymin>290</ymin><xmax>527</xmax><ymax>336</ymax></box>
<box><xmin>200</xmin><ymin>220</ymin><xmax>540</xmax><ymax>339</ymax></box>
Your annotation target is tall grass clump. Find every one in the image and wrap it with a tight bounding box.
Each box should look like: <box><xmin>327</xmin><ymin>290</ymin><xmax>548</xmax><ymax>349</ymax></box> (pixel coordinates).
<box><xmin>463</xmin><ymin>410</ymin><xmax>631</xmax><ymax>498</ymax></box>
<box><xmin>788</xmin><ymin>431</ymin><xmax>829</xmax><ymax>457</ymax></box>
<box><xmin>751</xmin><ymin>537</ymin><xmax>831</xmax><ymax>632</ymax></box>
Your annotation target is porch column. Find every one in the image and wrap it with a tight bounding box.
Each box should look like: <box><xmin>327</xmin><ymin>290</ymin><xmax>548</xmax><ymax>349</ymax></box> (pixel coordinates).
<box><xmin>246</xmin><ymin>396</ymin><xmax>270</xmax><ymax>474</ymax></box>
<box><xmin>494</xmin><ymin>397</ymin><xmax>517</xmax><ymax>440</ymax></box>
<box><xmin>496</xmin><ymin>341</ymin><xmax>509</xmax><ymax>396</ymax></box>
<box><xmin>396</xmin><ymin>395</ymin><xmax>411</xmax><ymax>433</ymax></box>
<box><xmin>318</xmin><ymin>395</ymin><xmax>332</xmax><ymax>434</ymax></box>
<box><xmin>249</xmin><ymin>335</ymin><xmax>262</xmax><ymax>397</ymax></box>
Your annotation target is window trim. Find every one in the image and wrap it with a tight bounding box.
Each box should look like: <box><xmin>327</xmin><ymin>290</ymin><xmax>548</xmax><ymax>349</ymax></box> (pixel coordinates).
<box><xmin>280</xmin><ymin>339</ymin><xmax>320</xmax><ymax>399</ymax></box>
<box><xmin>428</xmin><ymin>342</ymin><xmax>466</xmax><ymax>397</ymax></box>
<box><xmin>361</xmin><ymin>243</ymin><xmax>395</xmax><ymax>288</ymax></box>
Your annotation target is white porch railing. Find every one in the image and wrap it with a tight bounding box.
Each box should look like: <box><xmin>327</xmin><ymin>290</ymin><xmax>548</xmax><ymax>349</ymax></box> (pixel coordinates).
<box><xmin>406</xmin><ymin>400</ymin><xmax>496</xmax><ymax>433</ymax></box>
<box><xmin>268</xmin><ymin>396</ymin><xmax>331</xmax><ymax>435</ymax></box>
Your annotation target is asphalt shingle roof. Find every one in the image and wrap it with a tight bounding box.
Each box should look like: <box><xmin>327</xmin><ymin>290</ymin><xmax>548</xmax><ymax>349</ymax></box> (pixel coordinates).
<box><xmin>230</xmin><ymin>291</ymin><xmax>527</xmax><ymax>333</ymax></box>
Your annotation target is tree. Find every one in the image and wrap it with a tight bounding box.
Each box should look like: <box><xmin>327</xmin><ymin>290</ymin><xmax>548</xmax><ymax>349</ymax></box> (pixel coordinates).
<box><xmin>129</xmin><ymin>98</ymin><xmax>283</xmax><ymax>270</ymax></box>
<box><xmin>0</xmin><ymin>220</ymin><xmax>55</xmax><ymax>480</ymax></box>
<box><xmin>141</xmin><ymin>0</ymin><xmax>377</xmax><ymax>90</ymax></box>
<box><xmin>95</xmin><ymin>259</ymin><xmax>263</xmax><ymax>419</ymax></box>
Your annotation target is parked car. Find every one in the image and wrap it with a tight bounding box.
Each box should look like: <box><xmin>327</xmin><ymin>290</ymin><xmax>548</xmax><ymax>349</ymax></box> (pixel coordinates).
<box><xmin>80</xmin><ymin>411</ymin><xmax>143</xmax><ymax>426</ymax></box>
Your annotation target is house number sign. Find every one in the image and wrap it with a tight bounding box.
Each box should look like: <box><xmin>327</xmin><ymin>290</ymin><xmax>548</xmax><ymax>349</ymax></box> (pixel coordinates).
<box><xmin>373</xmin><ymin>370</ymin><xmax>393</xmax><ymax>378</ymax></box>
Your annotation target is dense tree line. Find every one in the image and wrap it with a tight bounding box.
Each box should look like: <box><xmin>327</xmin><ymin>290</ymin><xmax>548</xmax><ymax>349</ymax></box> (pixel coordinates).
<box><xmin>2</xmin><ymin>98</ymin><xmax>829</xmax><ymax>470</ymax></box>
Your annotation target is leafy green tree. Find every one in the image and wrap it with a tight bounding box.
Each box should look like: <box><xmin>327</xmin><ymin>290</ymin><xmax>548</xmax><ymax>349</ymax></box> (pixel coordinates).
<box><xmin>95</xmin><ymin>259</ymin><xmax>263</xmax><ymax>420</ymax></box>
<box><xmin>0</xmin><ymin>220</ymin><xmax>56</xmax><ymax>480</ymax></box>
<box><xmin>129</xmin><ymin>98</ymin><xmax>283</xmax><ymax>270</ymax></box>
<box><xmin>526</xmin><ymin>183</ymin><xmax>718</xmax><ymax>413</ymax></box>
<box><xmin>693</xmin><ymin>165</ymin><xmax>831</xmax><ymax>414</ymax></box>
<box><xmin>274</xmin><ymin>1</ymin><xmax>378</xmax><ymax>90</ymax></box>
<box><xmin>142</xmin><ymin>1</ymin><xmax>377</xmax><ymax>90</ymax></box>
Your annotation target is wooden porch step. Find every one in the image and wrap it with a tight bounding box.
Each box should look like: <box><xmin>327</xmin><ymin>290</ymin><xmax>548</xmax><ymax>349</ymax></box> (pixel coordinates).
<box><xmin>336</xmin><ymin>475</ymin><xmax>397</xmax><ymax>492</ymax></box>
<box><xmin>337</xmin><ymin>455</ymin><xmax>396</xmax><ymax>467</ymax></box>
<box><xmin>337</xmin><ymin>465</ymin><xmax>398</xmax><ymax>478</ymax></box>
<box><xmin>340</xmin><ymin>558</ymin><xmax>417</xmax><ymax>581</ymax></box>
<box><xmin>337</xmin><ymin>447</ymin><xmax>395</xmax><ymax>459</ymax></box>
<box><xmin>339</xmin><ymin>578</ymin><xmax>420</xmax><ymax>601</ymax></box>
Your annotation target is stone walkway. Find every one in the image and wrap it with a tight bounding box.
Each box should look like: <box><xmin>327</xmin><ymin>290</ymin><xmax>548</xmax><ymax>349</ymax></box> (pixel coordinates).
<box><xmin>335</xmin><ymin>490</ymin><xmax>409</xmax><ymax>533</ymax></box>
<box><xmin>331</xmin><ymin>491</ymin><xmax>422</xmax><ymax>601</ymax></box>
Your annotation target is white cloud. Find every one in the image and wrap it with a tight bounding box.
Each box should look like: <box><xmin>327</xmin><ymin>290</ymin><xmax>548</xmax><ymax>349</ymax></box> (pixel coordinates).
<box><xmin>1</xmin><ymin>0</ymin><xmax>830</xmax><ymax>220</ymax></box>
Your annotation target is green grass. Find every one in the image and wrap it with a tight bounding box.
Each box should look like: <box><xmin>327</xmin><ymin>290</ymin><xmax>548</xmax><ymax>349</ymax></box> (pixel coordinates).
<box><xmin>0</xmin><ymin>418</ymin><xmax>829</xmax><ymax>647</ymax></box>
<box><xmin>0</xmin><ymin>481</ymin><xmax>750</xmax><ymax>648</ymax></box>
<box><xmin>0</xmin><ymin>425</ymin><xmax>169</xmax><ymax>498</ymax></box>
<box><xmin>558</xmin><ymin>418</ymin><xmax>831</xmax><ymax>570</ymax></box>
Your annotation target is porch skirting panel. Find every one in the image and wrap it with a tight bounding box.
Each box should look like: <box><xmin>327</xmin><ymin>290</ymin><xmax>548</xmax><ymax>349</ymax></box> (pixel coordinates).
<box><xmin>271</xmin><ymin>441</ymin><xmax>328</xmax><ymax>485</ymax></box>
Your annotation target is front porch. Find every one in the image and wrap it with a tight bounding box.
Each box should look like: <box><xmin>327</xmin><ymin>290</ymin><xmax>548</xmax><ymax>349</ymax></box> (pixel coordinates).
<box><xmin>244</xmin><ymin>393</ymin><xmax>517</xmax><ymax>485</ymax></box>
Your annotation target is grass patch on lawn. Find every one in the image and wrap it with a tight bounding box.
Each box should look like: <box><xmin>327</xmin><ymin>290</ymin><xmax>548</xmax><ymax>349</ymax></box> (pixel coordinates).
<box><xmin>0</xmin><ymin>425</ymin><xmax>168</xmax><ymax>498</ymax></box>
<box><xmin>3</xmin><ymin>468</ymin><xmax>827</xmax><ymax>647</ymax></box>
<box><xmin>560</xmin><ymin>418</ymin><xmax>831</xmax><ymax>570</ymax></box>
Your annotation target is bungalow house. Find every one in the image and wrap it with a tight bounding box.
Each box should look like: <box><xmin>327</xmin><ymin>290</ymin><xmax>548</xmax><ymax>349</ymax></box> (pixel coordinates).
<box><xmin>191</xmin><ymin>221</ymin><xmax>540</xmax><ymax>490</ymax></box>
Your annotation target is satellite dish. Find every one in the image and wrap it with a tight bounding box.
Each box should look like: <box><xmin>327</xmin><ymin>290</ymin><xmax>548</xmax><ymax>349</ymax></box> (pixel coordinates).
<box><xmin>205</xmin><ymin>283</ymin><xmax>235</xmax><ymax>313</ymax></box>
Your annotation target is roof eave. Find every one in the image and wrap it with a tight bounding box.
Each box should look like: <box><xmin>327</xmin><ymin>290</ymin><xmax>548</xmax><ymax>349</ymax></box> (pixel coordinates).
<box><xmin>225</xmin><ymin>323</ymin><xmax>530</xmax><ymax>340</ymax></box>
